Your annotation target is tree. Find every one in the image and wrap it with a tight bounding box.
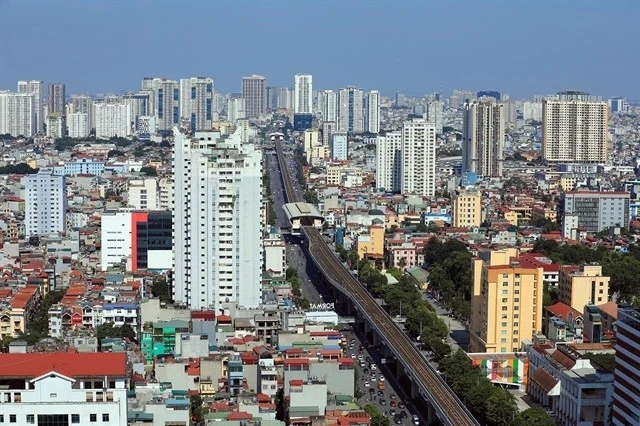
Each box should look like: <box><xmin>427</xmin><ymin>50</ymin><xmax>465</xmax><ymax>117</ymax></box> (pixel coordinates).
<box><xmin>485</xmin><ymin>391</ymin><xmax>517</xmax><ymax>426</ymax></box>
<box><xmin>583</xmin><ymin>352</ymin><xmax>615</xmax><ymax>373</ymax></box>
<box><xmin>140</xmin><ymin>166</ymin><xmax>157</xmax><ymax>176</ymax></box>
<box><xmin>190</xmin><ymin>394</ymin><xmax>204</xmax><ymax>423</ymax></box>
<box><xmin>513</xmin><ymin>408</ymin><xmax>554</xmax><ymax>426</ymax></box>
<box><xmin>107</xmin><ymin>149</ymin><xmax>125</xmax><ymax>158</ymax></box>
<box><xmin>0</xmin><ymin>163</ymin><xmax>39</xmax><ymax>174</ymax></box>
<box><xmin>275</xmin><ymin>388</ymin><xmax>286</xmax><ymax>421</ymax></box>
<box><xmin>96</xmin><ymin>322</ymin><xmax>136</xmax><ymax>344</ymax></box>
<box><xmin>151</xmin><ymin>280</ymin><xmax>171</xmax><ymax>303</ymax></box>
<box><xmin>364</xmin><ymin>404</ymin><xmax>390</xmax><ymax>426</ymax></box>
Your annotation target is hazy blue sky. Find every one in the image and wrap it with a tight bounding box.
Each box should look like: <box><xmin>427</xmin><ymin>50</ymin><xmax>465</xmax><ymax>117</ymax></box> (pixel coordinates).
<box><xmin>1</xmin><ymin>1</ymin><xmax>639</xmax><ymax>100</ymax></box>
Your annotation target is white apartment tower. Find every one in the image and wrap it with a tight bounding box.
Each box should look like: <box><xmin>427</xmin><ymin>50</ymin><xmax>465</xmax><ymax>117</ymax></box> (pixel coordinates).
<box><xmin>401</xmin><ymin>119</ymin><xmax>437</xmax><ymax>196</ymax></box>
<box><xmin>331</xmin><ymin>132</ymin><xmax>348</xmax><ymax>161</ymax></box>
<box><xmin>338</xmin><ymin>87</ymin><xmax>364</xmax><ymax>133</ymax></box>
<box><xmin>173</xmin><ymin>127</ymin><xmax>263</xmax><ymax>311</ymax></box>
<box><xmin>425</xmin><ymin>100</ymin><xmax>443</xmax><ymax>134</ymax></box>
<box><xmin>241</xmin><ymin>75</ymin><xmax>267</xmax><ymax>118</ymax></box>
<box><xmin>0</xmin><ymin>91</ymin><xmax>36</xmax><ymax>137</ymax></box>
<box><xmin>94</xmin><ymin>103</ymin><xmax>132</xmax><ymax>138</ymax></box>
<box><xmin>70</xmin><ymin>95</ymin><xmax>94</xmax><ymax>130</ymax></box>
<box><xmin>227</xmin><ymin>98</ymin><xmax>247</xmax><ymax>123</ymax></box>
<box><xmin>542</xmin><ymin>91</ymin><xmax>608</xmax><ymax>164</ymax></box>
<box><xmin>462</xmin><ymin>101</ymin><xmax>505</xmax><ymax>177</ymax></box>
<box><xmin>24</xmin><ymin>168</ymin><xmax>66</xmax><ymax>236</ymax></box>
<box><xmin>376</xmin><ymin>131</ymin><xmax>402</xmax><ymax>192</ymax></box>
<box><xmin>294</xmin><ymin>74</ymin><xmax>313</xmax><ymax>114</ymax></box>
<box><xmin>365</xmin><ymin>90</ymin><xmax>380</xmax><ymax>134</ymax></box>
<box><xmin>142</xmin><ymin>77</ymin><xmax>180</xmax><ymax>131</ymax></box>
<box><xmin>17</xmin><ymin>80</ymin><xmax>43</xmax><ymax>132</ymax></box>
<box><xmin>180</xmin><ymin>77</ymin><xmax>214</xmax><ymax>130</ymax></box>
<box><xmin>67</xmin><ymin>112</ymin><xmax>90</xmax><ymax>138</ymax></box>
<box><xmin>321</xmin><ymin>90</ymin><xmax>338</xmax><ymax>123</ymax></box>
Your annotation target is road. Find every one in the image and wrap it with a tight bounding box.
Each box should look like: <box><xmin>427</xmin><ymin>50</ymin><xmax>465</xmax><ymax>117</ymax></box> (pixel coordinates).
<box><xmin>421</xmin><ymin>293</ymin><xmax>470</xmax><ymax>352</ymax></box>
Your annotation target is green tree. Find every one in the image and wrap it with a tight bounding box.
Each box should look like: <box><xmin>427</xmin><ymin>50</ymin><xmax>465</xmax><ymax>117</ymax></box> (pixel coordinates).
<box><xmin>0</xmin><ymin>163</ymin><xmax>39</xmax><ymax>174</ymax></box>
<box><xmin>583</xmin><ymin>352</ymin><xmax>616</xmax><ymax>373</ymax></box>
<box><xmin>363</xmin><ymin>404</ymin><xmax>390</xmax><ymax>426</ymax></box>
<box><xmin>140</xmin><ymin>166</ymin><xmax>157</xmax><ymax>176</ymax></box>
<box><xmin>275</xmin><ymin>387</ymin><xmax>287</xmax><ymax>421</ymax></box>
<box><xmin>513</xmin><ymin>408</ymin><xmax>555</xmax><ymax>426</ymax></box>
<box><xmin>485</xmin><ymin>391</ymin><xmax>517</xmax><ymax>426</ymax></box>
<box><xmin>151</xmin><ymin>280</ymin><xmax>171</xmax><ymax>303</ymax></box>
<box><xmin>107</xmin><ymin>149</ymin><xmax>125</xmax><ymax>158</ymax></box>
<box><xmin>190</xmin><ymin>394</ymin><xmax>204</xmax><ymax>423</ymax></box>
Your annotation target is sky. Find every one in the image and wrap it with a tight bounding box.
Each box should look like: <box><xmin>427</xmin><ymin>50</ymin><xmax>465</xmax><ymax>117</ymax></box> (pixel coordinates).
<box><xmin>1</xmin><ymin>0</ymin><xmax>639</xmax><ymax>101</ymax></box>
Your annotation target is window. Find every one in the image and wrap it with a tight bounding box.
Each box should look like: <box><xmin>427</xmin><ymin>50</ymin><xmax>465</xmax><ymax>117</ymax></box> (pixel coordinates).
<box><xmin>102</xmin><ymin>414</ymin><xmax>109</xmax><ymax>422</ymax></box>
<box><xmin>90</xmin><ymin>414</ymin><xmax>97</xmax><ymax>422</ymax></box>
<box><xmin>502</xmin><ymin>298</ymin><xmax>508</xmax><ymax>303</ymax></box>
<box><xmin>502</xmin><ymin>322</ymin><xmax>507</xmax><ymax>327</ymax></box>
<box><xmin>72</xmin><ymin>414</ymin><xmax>80</xmax><ymax>423</ymax></box>
<box><xmin>26</xmin><ymin>415</ymin><xmax>35</xmax><ymax>424</ymax></box>
<box><xmin>9</xmin><ymin>415</ymin><xmax>16</xmax><ymax>423</ymax></box>
<box><xmin>501</xmin><ymin>338</ymin><xmax>507</xmax><ymax>343</ymax></box>
<box><xmin>502</xmin><ymin>290</ymin><xmax>508</xmax><ymax>295</ymax></box>
<box><xmin>501</xmin><ymin>314</ymin><xmax>508</xmax><ymax>319</ymax></box>
<box><xmin>0</xmin><ymin>415</ymin><xmax>3</xmax><ymax>422</ymax></box>
<box><xmin>502</xmin><ymin>307</ymin><xmax>508</xmax><ymax>311</ymax></box>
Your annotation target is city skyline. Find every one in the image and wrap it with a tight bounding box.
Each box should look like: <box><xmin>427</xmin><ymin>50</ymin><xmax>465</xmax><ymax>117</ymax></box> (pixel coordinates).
<box><xmin>1</xmin><ymin>1</ymin><xmax>638</xmax><ymax>100</ymax></box>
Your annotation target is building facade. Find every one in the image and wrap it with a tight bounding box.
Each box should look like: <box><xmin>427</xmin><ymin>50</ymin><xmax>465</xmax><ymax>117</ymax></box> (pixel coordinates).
<box><xmin>338</xmin><ymin>87</ymin><xmax>364</xmax><ymax>133</ymax></box>
<box><xmin>558</xmin><ymin>265</ymin><xmax>610</xmax><ymax>312</ymax></box>
<box><xmin>67</xmin><ymin>112</ymin><xmax>90</xmax><ymax>138</ymax></box>
<box><xmin>142</xmin><ymin>77</ymin><xmax>180</xmax><ymax>132</ymax></box>
<box><xmin>375</xmin><ymin>131</ymin><xmax>402</xmax><ymax>193</ymax></box>
<box><xmin>241</xmin><ymin>75</ymin><xmax>267</xmax><ymax>118</ymax></box>
<box><xmin>17</xmin><ymin>80</ymin><xmax>43</xmax><ymax>132</ymax></box>
<box><xmin>562</xmin><ymin>191</ymin><xmax>630</xmax><ymax>232</ymax></box>
<box><xmin>365</xmin><ymin>90</ymin><xmax>380</xmax><ymax>134</ymax></box>
<box><xmin>173</xmin><ymin>128</ymin><xmax>263</xmax><ymax>311</ymax></box>
<box><xmin>612</xmin><ymin>308</ymin><xmax>640</xmax><ymax>426</ymax></box>
<box><xmin>401</xmin><ymin>119</ymin><xmax>437</xmax><ymax>196</ymax></box>
<box><xmin>542</xmin><ymin>92</ymin><xmax>608</xmax><ymax>164</ymax></box>
<box><xmin>331</xmin><ymin>132</ymin><xmax>348</xmax><ymax>161</ymax></box>
<box><xmin>47</xmin><ymin>83</ymin><xmax>66</xmax><ymax>115</ymax></box>
<box><xmin>94</xmin><ymin>102</ymin><xmax>131</xmax><ymax>138</ymax></box>
<box><xmin>0</xmin><ymin>91</ymin><xmax>36</xmax><ymax>137</ymax></box>
<box><xmin>462</xmin><ymin>100</ymin><xmax>505</xmax><ymax>177</ymax></box>
<box><xmin>452</xmin><ymin>189</ymin><xmax>482</xmax><ymax>228</ymax></box>
<box><xmin>320</xmin><ymin>90</ymin><xmax>338</xmax><ymax>123</ymax></box>
<box><xmin>24</xmin><ymin>168</ymin><xmax>66</xmax><ymax>236</ymax></box>
<box><xmin>179</xmin><ymin>77</ymin><xmax>214</xmax><ymax>131</ymax></box>
<box><xmin>294</xmin><ymin>74</ymin><xmax>313</xmax><ymax>114</ymax></box>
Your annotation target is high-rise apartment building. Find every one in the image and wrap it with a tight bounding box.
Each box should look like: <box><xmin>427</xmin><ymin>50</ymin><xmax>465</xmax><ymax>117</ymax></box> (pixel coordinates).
<box><xmin>523</xmin><ymin>101</ymin><xmax>543</xmax><ymax>121</ymax></box>
<box><xmin>67</xmin><ymin>112</ymin><xmax>90</xmax><ymax>138</ymax></box>
<box><xmin>558</xmin><ymin>265</ymin><xmax>610</xmax><ymax>312</ymax></box>
<box><xmin>47</xmin><ymin>83</ymin><xmax>66</xmax><ymax>115</ymax></box>
<box><xmin>395</xmin><ymin>92</ymin><xmax>407</xmax><ymax>107</ymax></box>
<box><xmin>365</xmin><ymin>90</ymin><xmax>380</xmax><ymax>134</ymax></box>
<box><xmin>294</xmin><ymin>74</ymin><xmax>313</xmax><ymax>114</ymax></box>
<box><xmin>542</xmin><ymin>91</ymin><xmax>608</xmax><ymax>164</ymax></box>
<box><xmin>470</xmin><ymin>249</ymin><xmax>544</xmax><ymax>353</ymax></box>
<box><xmin>562</xmin><ymin>191</ymin><xmax>630</xmax><ymax>233</ymax></box>
<box><xmin>338</xmin><ymin>87</ymin><xmax>364</xmax><ymax>133</ymax></box>
<box><xmin>608</xmin><ymin>97</ymin><xmax>627</xmax><ymax>113</ymax></box>
<box><xmin>180</xmin><ymin>77</ymin><xmax>214</xmax><ymax>130</ymax></box>
<box><xmin>46</xmin><ymin>113</ymin><xmax>65</xmax><ymax>138</ymax></box>
<box><xmin>462</xmin><ymin>101</ymin><xmax>505</xmax><ymax>177</ymax></box>
<box><xmin>94</xmin><ymin>103</ymin><xmax>132</xmax><ymax>138</ymax></box>
<box><xmin>121</xmin><ymin>92</ymin><xmax>149</xmax><ymax>131</ymax></box>
<box><xmin>320</xmin><ymin>90</ymin><xmax>338</xmax><ymax>123</ymax></box>
<box><xmin>452</xmin><ymin>189</ymin><xmax>482</xmax><ymax>228</ymax></box>
<box><xmin>425</xmin><ymin>100</ymin><xmax>443</xmax><ymax>134</ymax></box>
<box><xmin>612</xmin><ymin>307</ymin><xmax>640</xmax><ymax>426</ymax></box>
<box><xmin>401</xmin><ymin>119</ymin><xmax>437</xmax><ymax>196</ymax></box>
<box><xmin>321</xmin><ymin>121</ymin><xmax>336</xmax><ymax>147</ymax></box>
<box><xmin>142</xmin><ymin>77</ymin><xmax>179</xmax><ymax>131</ymax></box>
<box><xmin>227</xmin><ymin>98</ymin><xmax>246</xmax><ymax>123</ymax></box>
<box><xmin>173</xmin><ymin>128</ymin><xmax>263</xmax><ymax>311</ymax></box>
<box><xmin>70</xmin><ymin>95</ymin><xmax>94</xmax><ymax>130</ymax></box>
<box><xmin>0</xmin><ymin>91</ymin><xmax>36</xmax><ymax>137</ymax></box>
<box><xmin>375</xmin><ymin>131</ymin><xmax>402</xmax><ymax>192</ymax></box>
<box><xmin>17</xmin><ymin>80</ymin><xmax>43</xmax><ymax>132</ymax></box>
<box><xmin>24</xmin><ymin>168</ymin><xmax>66</xmax><ymax>236</ymax></box>
<box><xmin>241</xmin><ymin>75</ymin><xmax>267</xmax><ymax>118</ymax></box>
<box><xmin>331</xmin><ymin>132</ymin><xmax>348</xmax><ymax>161</ymax></box>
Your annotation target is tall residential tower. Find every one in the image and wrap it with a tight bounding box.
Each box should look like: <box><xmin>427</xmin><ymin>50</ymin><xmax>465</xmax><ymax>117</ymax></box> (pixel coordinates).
<box><xmin>294</xmin><ymin>74</ymin><xmax>313</xmax><ymax>114</ymax></box>
<box><xmin>241</xmin><ymin>75</ymin><xmax>267</xmax><ymax>118</ymax></box>
<box><xmin>462</xmin><ymin>101</ymin><xmax>505</xmax><ymax>177</ymax></box>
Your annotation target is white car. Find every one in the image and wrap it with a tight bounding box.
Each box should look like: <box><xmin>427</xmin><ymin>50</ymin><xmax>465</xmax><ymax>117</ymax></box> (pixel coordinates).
<box><xmin>351</xmin><ymin>354</ymin><xmax>356</xmax><ymax>359</ymax></box>
<box><xmin>364</xmin><ymin>381</ymin><xmax>370</xmax><ymax>387</ymax></box>
<box><xmin>379</xmin><ymin>376</ymin><xmax>385</xmax><ymax>382</ymax></box>
<box><xmin>370</xmin><ymin>364</ymin><xmax>377</xmax><ymax>371</ymax></box>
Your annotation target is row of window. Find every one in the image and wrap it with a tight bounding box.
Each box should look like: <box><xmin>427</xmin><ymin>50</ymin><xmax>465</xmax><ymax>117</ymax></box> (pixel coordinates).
<box><xmin>0</xmin><ymin>413</ymin><xmax>109</xmax><ymax>423</ymax></box>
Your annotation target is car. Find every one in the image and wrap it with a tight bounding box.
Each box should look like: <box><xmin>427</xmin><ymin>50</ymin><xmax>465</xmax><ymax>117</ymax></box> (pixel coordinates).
<box><xmin>363</xmin><ymin>368</ymin><xmax>369</xmax><ymax>374</ymax></box>
<box><xmin>389</xmin><ymin>409</ymin><xmax>396</xmax><ymax>416</ymax></box>
<box><xmin>394</xmin><ymin>418</ymin><xmax>403</xmax><ymax>425</ymax></box>
<box><xmin>544</xmin><ymin>408</ymin><xmax>554</xmax><ymax>415</ymax></box>
<box><xmin>401</xmin><ymin>411</ymin><xmax>408</xmax><ymax>418</ymax></box>
<box><xmin>398</xmin><ymin>402</ymin><xmax>406</xmax><ymax>409</ymax></box>
<box><xmin>379</xmin><ymin>376</ymin><xmax>385</xmax><ymax>382</ymax></box>
<box><xmin>364</xmin><ymin>381</ymin><xmax>370</xmax><ymax>387</ymax></box>
<box><xmin>390</xmin><ymin>393</ymin><xmax>397</xmax><ymax>400</ymax></box>
<box><xmin>377</xmin><ymin>390</ymin><xmax>384</xmax><ymax>397</ymax></box>
<box><xmin>359</xmin><ymin>361</ymin><xmax>366</xmax><ymax>367</ymax></box>
<box><xmin>379</xmin><ymin>399</ymin><xmax>386</xmax><ymax>406</ymax></box>
<box><xmin>390</xmin><ymin>400</ymin><xmax>397</xmax><ymax>407</ymax></box>
<box><xmin>365</xmin><ymin>356</ymin><xmax>372</xmax><ymax>363</ymax></box>
<box><xmin>350</xmin><ymin>354</ymin><xmax>356</xmax><ymax>359</ymax></box>
<box><xmin>370</xmin><ymin>364</ymin><xmax>377</xmax><ymax>370</ymax></box>
<box><xmin>368</xmin><ymin>388</ymin><xmax>375</xmax><ymax>394</ymax></box>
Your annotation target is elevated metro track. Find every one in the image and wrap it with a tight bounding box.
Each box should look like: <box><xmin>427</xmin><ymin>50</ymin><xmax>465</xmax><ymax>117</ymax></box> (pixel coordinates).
<box><xmin>274</xmin><ymin>140</ymin><xmax>478</xmax><ymax>426</ymax></box>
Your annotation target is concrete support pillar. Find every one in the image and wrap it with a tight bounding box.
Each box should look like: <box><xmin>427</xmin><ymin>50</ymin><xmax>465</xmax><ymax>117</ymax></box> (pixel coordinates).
<box><xmin>411</xmin><ymin>380</ymin><xmax>419</xmax><ymax>400</ymax></box>
<box><xmin>427</xmin><ymin>402</ymin><xmax>436</xmax><ymax>425</ymax></box>
<box><xmin>396</xmin><ymin>360</ymin><xmax>404</xmax><ymax>378</ymax></box>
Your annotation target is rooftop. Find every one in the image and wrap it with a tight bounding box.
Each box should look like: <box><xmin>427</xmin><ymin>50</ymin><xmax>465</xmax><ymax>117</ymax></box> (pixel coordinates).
<box><xmin>0</xmin><ymin>352</ymin><xmax>127</xmax><ymax>378</ymax></box>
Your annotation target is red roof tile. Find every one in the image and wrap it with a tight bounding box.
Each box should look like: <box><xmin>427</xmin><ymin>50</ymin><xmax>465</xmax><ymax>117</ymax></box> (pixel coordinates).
<box><xmin>550</xmin><ymin>349</ymin><xmax>576</xmax><ymax>370</ymax></box>
<box><xmin>0</xmin><ymin>352</ymin><xmax>127</xmax><ymax>378</ymax></box>
<box><xmin>227</xmin><ymin>412</ymin><xmax>253</xmax><ymax>421</ymax></box>
<box><xmin>530</xmin><ymin>368</ymin><xmax>558</xmax><ymax>393</ymax></box>
<box><xmin>546</xmin><ymin>302</ymin><xmax>582</xmax><ymax>323</ymax></box>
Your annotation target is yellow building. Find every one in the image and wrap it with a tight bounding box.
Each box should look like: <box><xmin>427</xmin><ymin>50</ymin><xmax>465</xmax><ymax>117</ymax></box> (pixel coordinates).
<box><xmin>471</xmin><ymin>250</ymin><xmax>544</xmax><ymax>353</ymax></box>
<box><xmin>357</xmin><ymin>226</ymin><xmax>384</xmax><ymax>259</ymax></box>
<box><xmin>503</xmin><ymin>209</ymin><xmax>519</xmax><ymax>226</ymax></box>
<box><xmin>303</xmin><ymin>130</ymin><xmax>321</xmax><ymax>163</ymax></box>
<box><xmin>452</xmin><ymin>189</ymin><xmax>481</xmax><ymax>228</ymax></box>
<box><xmin>531</xmin><ymin>205</ymin><xmax>557</xmax><ymax>223</ymax></box>
<box><xmin>558</xmin><ymin>265</ymin><xmax>610</xmax><ymax>312</ymax></box>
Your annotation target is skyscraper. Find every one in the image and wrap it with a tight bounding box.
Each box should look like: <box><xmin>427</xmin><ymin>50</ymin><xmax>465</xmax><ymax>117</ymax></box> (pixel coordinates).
<box><xmin>179</xmin><ymin>77</ymin><xmax>214</xmax><ymax>130</ymax></box>
<box><xmin>0</xmin><ymin>91</ymin><xmax>36</xmax><ymax>137</ymax></box>
<box><xmin>462</xmin><ymin>101</ymin><xmax>505</xmax><ymax>177</ymax></box>
<box><xmin>338</xmin><ymin>87</ymin><xmax>364</xmax><ymax>133</ymax></box>
<box><xmin>70</xmin><ymin>95</ymin><xmax>94</xmax><ymax>130</ymax></box>
<box><xmin>331</xmin><ymin>132</ymin><xmax>348</xmax><ymax>161</ymax></box>
<box><xmin>365</xmin><ymin>90</ymin><xmax>380</xmax><ymax>134</ymax></box>
<box><xmin>25</xmin><ymin>168</ymin><xmax>66</xmax><ymax>236</ymax></box>
<box><xmin>121</xmin><ymin>92</ymin><xmax>149</xmax><ymax>131</ymax></box>
<box><xmin>67</xmin><ymin>112</ymin><xmax>89</xmax><ymax>138</ymax></box>
<box><xmin>227</xmin><ymin>98</ymin><xmax>246</xmax><ymax>123</ymax></box>
<box><xmin>542</xmin><ymin>91</ymin><xmax>608</xmax><ymax>164</ymax></box>
<box><xmin>47</xmin><ymin>83</ymin><xmax>66</xmax><ymax>115</ymax></box>
<box><xmin>425</xmin><ymin>100</ymin><xmax>443</xmax><ymax>134</ymax></box>
<box><xmin>612</xmin><ymin>307</ymin><xmax>640</xmax><ymax>426</ymax></box>
<box><xmin>294</xmin><ymin>74</ymin><xmax>313</xmax><ymax>114</ymax></box>
<box><xmin>94</xmin><ymin>103</ymin><xmax>132</xmax><ymax>138</ymax></box>
<box><xmin>173</xmin><ymin>127</ymin><xmax>263</xmax><ymax>311</ymax></box>
<box><xmin>142</xmin><ymin>77</ymin><xmax>180</xmax><ymax>131</ymax></box>
<box><xmin>375</xmin><ymin>131</ymin><xmax>402</xmax><ymax>192</ymax></box>
<box><xmin>320</xmin><ymin>90</ymin><xmax>338</xmax><ymax>123</ymax></box>
<box><xmin>401</xmin><ymin>119</ymin><xmax>437</xmax><ymax>196</ymax></box>
<box><xmin>241</xmin><ymin>74</ymin><xmax>267</xmax><ymax>118</ymax></box>
<box><xmin>18</xmin><ymin>80</ymin><xmax>43</xmax><ymax>132</ymax></box>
